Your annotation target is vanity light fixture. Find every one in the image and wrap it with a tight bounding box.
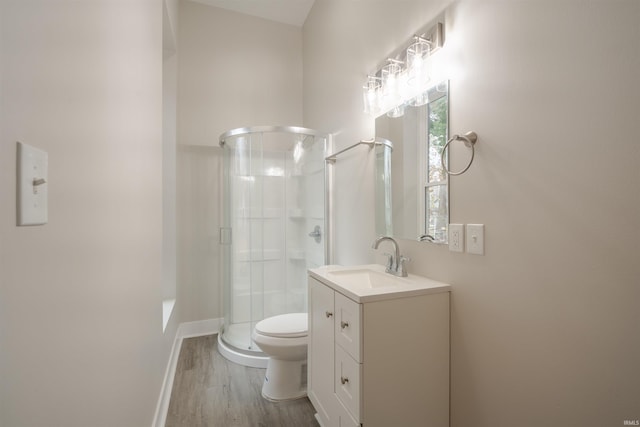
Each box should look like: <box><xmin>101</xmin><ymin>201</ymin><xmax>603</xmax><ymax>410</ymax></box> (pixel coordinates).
<box><xmin>363</xmin><ymin>22</ymin><xmax>444</xmax><ymax>117</ymax></box>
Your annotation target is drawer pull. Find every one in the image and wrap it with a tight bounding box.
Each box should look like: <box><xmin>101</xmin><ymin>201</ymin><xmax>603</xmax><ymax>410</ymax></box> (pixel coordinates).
<box><xmin>341</xmin><ymin>321</ymin><xmax>349</xmax><ymax>329</ymax></box>
<box><xmin>340</xmin><ymin>376</ymin><xmax>349</xmax><ymax>385</ymax></box>
<box><xmin>325</xmin><ymin>311</ymin><xmax>333</xmax><ymax>318</ymax></box>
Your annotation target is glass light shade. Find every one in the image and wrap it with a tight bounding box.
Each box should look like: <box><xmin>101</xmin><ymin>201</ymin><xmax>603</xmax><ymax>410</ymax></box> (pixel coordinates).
<box><xmin>363</xmin><ymin>76</ymin><xmax>381</xmax><ymax>114</ymax></box>
<box><xmin>381</xmin><ymin>61</ymin><xmax>403</xmax><ymax>100</ymax></box>
<box><xmin>406</xmin><ymin>38</ymin><xmax>430</xmax><ymax>87</ymax></box>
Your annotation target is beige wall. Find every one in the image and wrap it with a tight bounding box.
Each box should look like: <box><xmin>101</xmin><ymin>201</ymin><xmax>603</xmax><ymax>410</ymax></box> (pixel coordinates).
<box><xmin>0</xmin><ymin>1</ymin><xmax>169</xmax><ymax>426</ymax></box>
<box><xmin>177</xmin><ymin>144</ymin><xmax>222</xmax><ymax>321</ymax></box>
<box><xmin>304</xmin><ymin>0</ymin><xmax>640</xmax><ymax>425</ymax></box>
<box><xmin>177</xmin><ymin>0</ymin><xmax>303</xmax><ymax>148</ymax></box>
<box><xmin>176</xmin><ymin>1</ymin><xmax>305</xmax><ymax>322</ymax></box>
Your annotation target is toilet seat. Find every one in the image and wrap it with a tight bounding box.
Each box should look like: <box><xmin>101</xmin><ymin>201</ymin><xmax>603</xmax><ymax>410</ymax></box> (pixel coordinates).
<box><xmin>255</xmin><ymin>313</ymin><xmax>307</xmax><ymax>338</ymax></box>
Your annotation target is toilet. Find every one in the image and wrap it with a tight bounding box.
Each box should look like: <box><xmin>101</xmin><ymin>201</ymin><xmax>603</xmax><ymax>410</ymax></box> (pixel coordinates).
<box><xmin>252</xmin><ymin>312</ymin><xmax>308</xmax><ymax>401</ymax></box>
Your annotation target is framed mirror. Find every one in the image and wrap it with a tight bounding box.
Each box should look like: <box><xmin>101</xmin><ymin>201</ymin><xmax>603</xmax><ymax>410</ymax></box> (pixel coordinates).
<box><xmin>374</xmin><ymin>81</ymin><xmax>449</xmax><ymax>243</ymax></box>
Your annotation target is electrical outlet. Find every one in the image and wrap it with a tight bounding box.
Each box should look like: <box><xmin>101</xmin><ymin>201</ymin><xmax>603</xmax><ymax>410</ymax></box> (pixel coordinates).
<box><xmin>466</xmin><ymin>224</ymin><xmax>484</xmax><ymax>255</ymax></box>
<box><xmin>449</xmin><ymin>224</ymin><xmax>464</xmax><ymax>252</ymax></box>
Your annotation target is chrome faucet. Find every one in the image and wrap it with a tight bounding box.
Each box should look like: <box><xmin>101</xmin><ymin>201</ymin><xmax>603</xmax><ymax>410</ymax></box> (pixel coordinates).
<box><xmin>372</xmin><ymin>236</ymin><xmax>410</xmax><ymax>277</ymax></box>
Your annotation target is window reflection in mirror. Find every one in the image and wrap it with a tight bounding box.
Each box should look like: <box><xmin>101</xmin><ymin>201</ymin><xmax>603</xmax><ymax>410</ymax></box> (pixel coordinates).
<box><xmin>374</xmin><ymin>81</ymin><xmax>449</xmax><ymax>243</ymax></box>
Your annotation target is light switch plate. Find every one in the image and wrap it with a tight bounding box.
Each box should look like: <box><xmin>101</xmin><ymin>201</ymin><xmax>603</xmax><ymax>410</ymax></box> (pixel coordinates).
<box><xmin>17</xmin><ymin>142</ymin><xmax>48</xmax><ymax>226</ymax></box>
<box><xmin>449</xmin><ymin>224</ymin><xmax>464</xmax><ymax>252</ymax></box>
<box><xmin>466</xmin><ymin>224</ymin><xmax>484</xmax><ymax>255</ymax></box>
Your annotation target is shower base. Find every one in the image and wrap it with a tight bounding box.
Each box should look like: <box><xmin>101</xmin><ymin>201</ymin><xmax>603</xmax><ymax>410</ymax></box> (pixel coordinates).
<box><xmin>217</xmin><ymin>323</ymin><xmax>268</xmax><ymax>368</ymax></box>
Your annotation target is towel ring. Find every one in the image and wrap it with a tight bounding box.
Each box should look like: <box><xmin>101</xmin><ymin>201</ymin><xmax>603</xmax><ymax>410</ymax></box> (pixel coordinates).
<box><xmin>441</xmin><ymin>131</ymin><xmax>478</xmax><ymax>176</ymax></box>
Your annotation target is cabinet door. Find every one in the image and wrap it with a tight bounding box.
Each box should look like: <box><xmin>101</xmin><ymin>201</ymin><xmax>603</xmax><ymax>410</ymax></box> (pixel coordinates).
<box><xmin>308</xmin><ymin>277</ymin><xmax>336</xmax><ymax>426</ymax></box>
<box><xmin>334</xmin><ymin>292</ymin><xmax>362</xmax><ymax>361</ymax></box>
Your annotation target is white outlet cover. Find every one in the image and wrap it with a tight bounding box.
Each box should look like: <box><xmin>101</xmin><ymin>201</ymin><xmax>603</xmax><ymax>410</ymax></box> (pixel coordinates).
<box><xmin>17</xmin><ymin>142</ymin><xmax>48</xmax><ymax>226</ymax></box>
<box><xmin>449</xmin><ymin>224</ymin><xmax>464</xmax><ymax>252</ymax></box>
<box><xmin>466</xmin><ymin>224</ymin><xmax>484</xmax><ymax>255</ymax></box>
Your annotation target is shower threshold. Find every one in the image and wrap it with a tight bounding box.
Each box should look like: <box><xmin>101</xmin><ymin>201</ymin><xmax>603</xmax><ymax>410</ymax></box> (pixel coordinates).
<box><xmin>217</xmin><ymin>326</ymin><xmax>268</xmax><ymax>369</ymax></box>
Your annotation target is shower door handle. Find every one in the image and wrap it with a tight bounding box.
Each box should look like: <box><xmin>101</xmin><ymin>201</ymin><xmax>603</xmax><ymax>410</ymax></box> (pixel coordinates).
<box><xmin>308</xmin><ymin>225</ymin><xmax>322</xmax><ymax>243</ymax></box>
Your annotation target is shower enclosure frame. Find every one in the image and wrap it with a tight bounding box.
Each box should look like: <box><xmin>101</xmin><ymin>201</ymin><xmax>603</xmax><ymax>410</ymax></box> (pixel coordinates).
<box><xmin>218</xmin><ymin>125</ymin><xmax>333</xmax><ymax>367</ymax></box>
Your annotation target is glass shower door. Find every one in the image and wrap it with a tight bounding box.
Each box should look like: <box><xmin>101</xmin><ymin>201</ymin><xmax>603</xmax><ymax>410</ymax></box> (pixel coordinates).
<box><xmin>220</xmin><ymin>128</ymin><xmax>328</xmax><ymax>356</ymax></box>
<box><xmin>285</xmin><ymin>134</ymin><xmax>326</xmax><ymax>313</ymax></box>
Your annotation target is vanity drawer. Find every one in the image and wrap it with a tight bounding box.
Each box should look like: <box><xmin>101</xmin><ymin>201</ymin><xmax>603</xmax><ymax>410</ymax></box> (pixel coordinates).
<box><xmin>334</xmin><ymin>292</ymin><xmax>361</xmax><ymax>361</ymax></box>
<box><xmin>335</xmin><ymin>345</ymin><xmax>361</xmax><ymax>422</ymax></box>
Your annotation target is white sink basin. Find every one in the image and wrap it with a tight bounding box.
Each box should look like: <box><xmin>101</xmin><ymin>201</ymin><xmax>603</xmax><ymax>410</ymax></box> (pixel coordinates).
<box><xmin>326</xmin><ymin>268</ymin><xmax>400</xmax><ymax>289</ymax></box>
<box><xmin>308</xmin><ymin>264</ymin><xmax>450</xmax><ymax>303</ymax></box>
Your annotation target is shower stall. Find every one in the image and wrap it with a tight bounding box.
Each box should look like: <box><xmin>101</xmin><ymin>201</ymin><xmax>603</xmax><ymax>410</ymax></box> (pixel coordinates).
<box><xmin>218</xmin><ymin>126</ymin><xmax>331</xmax><ymax>367</ymax></box>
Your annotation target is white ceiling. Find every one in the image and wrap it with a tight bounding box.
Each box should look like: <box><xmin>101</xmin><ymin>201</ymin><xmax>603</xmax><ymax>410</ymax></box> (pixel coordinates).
<box><xmin>191</xmin><ymin>0</ymin><xmax>316</xmax><ymax>27</ymax></box>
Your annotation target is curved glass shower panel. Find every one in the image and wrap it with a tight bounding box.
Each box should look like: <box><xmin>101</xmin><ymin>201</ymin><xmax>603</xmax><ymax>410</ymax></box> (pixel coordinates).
<box><xmin>220</xmin><ymin>126</ymin><xmax>329</xmax><ymax>357</ymax></box>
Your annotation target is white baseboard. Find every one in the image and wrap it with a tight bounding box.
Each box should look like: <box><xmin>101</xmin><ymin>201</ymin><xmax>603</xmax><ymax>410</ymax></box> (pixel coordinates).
<box><xmin>178</xmin><ymin>317</ymin><xmax>222</xmax><ymax>339</ymax></box>
<box><xmin>152</xmin><ymin>317</ymin><xmax>222</xmax><ymax>427</ymax></box>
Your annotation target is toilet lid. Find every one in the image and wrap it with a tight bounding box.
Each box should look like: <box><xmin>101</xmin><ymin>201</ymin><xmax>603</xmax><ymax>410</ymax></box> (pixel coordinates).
<box><xmin>255</xmin><ymin>313</ymin><xmax>308</xmax><ymax>338</ymax></box>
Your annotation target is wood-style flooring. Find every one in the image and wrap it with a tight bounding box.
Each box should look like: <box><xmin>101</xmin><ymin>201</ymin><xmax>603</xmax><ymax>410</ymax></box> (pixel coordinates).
<box><xmin>165</xmin><ymin>334</ymin><xmax>319</xmax><ymax>427</ymax></box>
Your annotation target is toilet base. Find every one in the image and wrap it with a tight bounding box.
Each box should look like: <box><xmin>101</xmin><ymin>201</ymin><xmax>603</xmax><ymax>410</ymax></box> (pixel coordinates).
<box><xmin>261</xmin><ymin>358</ymin><xmax>307</xmax><ymax>401</ymax></box>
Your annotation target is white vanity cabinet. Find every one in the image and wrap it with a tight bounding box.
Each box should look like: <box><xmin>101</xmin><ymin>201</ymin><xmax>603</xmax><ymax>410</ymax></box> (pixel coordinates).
<box><xmin>308</xmin><ymin>265</ymin><xmax>450</xmax><ymax>427</ymax></box>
